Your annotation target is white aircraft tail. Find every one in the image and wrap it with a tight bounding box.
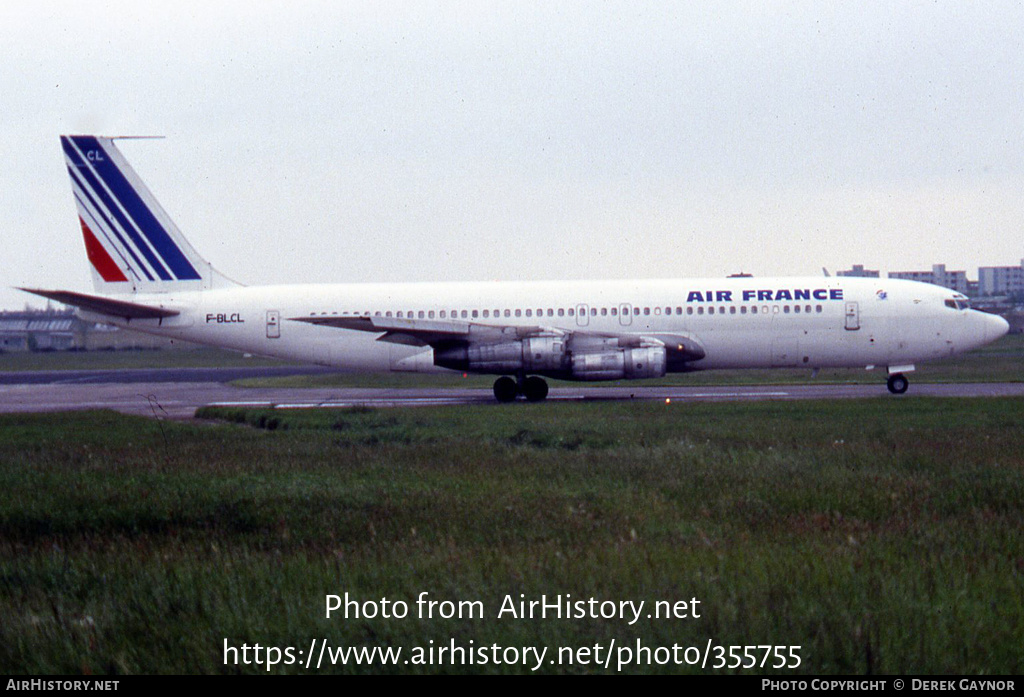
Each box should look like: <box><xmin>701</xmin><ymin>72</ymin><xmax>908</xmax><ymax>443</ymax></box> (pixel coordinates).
<box><xmin>60</xmin><ymin>135</ymin><xmax>239</xmax><ymax>294</ymax></box>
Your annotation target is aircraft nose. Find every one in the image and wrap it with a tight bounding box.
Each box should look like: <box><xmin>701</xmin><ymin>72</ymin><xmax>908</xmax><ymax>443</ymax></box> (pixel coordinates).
<box><xmin>987</xmin><ymin>312</ymin><xmax>1010</xmax><ymax>342</ymax></box>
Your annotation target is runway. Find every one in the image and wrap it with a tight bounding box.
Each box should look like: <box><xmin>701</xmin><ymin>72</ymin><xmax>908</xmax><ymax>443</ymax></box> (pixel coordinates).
<box><xmin>1</xmin><ymin>368</ymin><xmax>1022</xmax><ymax>419</ymax></box>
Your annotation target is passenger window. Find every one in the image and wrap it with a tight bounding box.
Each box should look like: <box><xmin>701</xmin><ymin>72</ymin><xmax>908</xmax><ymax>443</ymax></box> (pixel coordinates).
<box><xmin>709</xmin><ymin>307</ymin><xmax>715</xmax><ymax>315</ymax></box>
<box><xmin>472</xmin><ymin>310</ymin><xmax>479</xmax><ymax>318</ymax></box>
<box><xmin>816</xmin><ymin>305</ymin><xmax>823</xmax><ymax>313</ymax></box>
<box><xmin>461</xmin><ymin>310</ymin><xmax>468</xmax><ymax>318</ymax></box>
<box><xmin>515</xmin><ymin>309</ymin><xmax>522</xmax><ymax>317</ymax></box>
<box><xmin>611</xmin><ymin>307</ymin><xmax>617</xmax><ymax>316</ymax></box>
<box><xmin>794</xmin><ymin>305</ymin><xmax>800</xmax><ymax>313</ymax></box>
<box><xmin>504</xmin><ymin>310</ymin><xmax>511</xmax><ymax>317</ymax></box>
<box><xmin>526</xmin><ymin>309</ymin><xmax>532</xmax><ymax>317</ymax></box>
<box><xmin>396</xmin><ymin>311</ymin><xmax>403</xmax><ymax>318</ymax></box>
<box><xmin>440</xmin><ymin>311</ymin><xmax>446</xmax><ymax>318</ymax></box>
<box><xmin>784</xmin><ymin>306</ymin><xmax>790</xmax><ymax>314</ymax></box>
<box><xmin>483</xmin><ymin>310</ymin><xmax>489</xmax><ymax>318</ymax></box>
<box><xmin>568</xmin><ymin>308</ymin><xmax>575</xmax><ymax>316</ymax></box>
<box><xmin>386</xmin><ymin>311</ymin><xmax>393</xmax><ymax>317</ymax></box>
<box><xmin>601</xmin><ymin>307</ymin><xmax>608</xmax><ymax>316</ymax></box>
<box><xmin>633</xmin><ymin>307</ymin><xmax>640</xmax><ymax>315</ymax></box>
<box><xmin>558</xmin><ymin>308</ymin><xmax>564</xmax><ymax>317</ymax></box>
<box><xmin>676</xmin><ymin>306</ymin><xmax>683</xmax><ymax>314</ymax></box>
<box><xmin>698</xmin><ymin>307</ymin><xmax>704</xmax><ymax>315</ymax></box>
<box><xmin>428</xmin><ymin>311</ymin><xmax>435</xmax><ymax>319</ymax></box>
<box><xmin>687</xmin><ymin>307</ymin><xmax>693</xmax><ymax>315</ymax></box>
<box><xmin>591</xmin><ymin>308</ymin><xmax>597</xmax><ymax>316</ymax></box>
<box><xmin>644</xmin><ymin>307</ymin><xmax>650</xmax><ymax>316</ymax></box>
<box><xmin>730</xmin><ymin>306</ymin><xmax>736</xmax><ymax>314</ymax></box>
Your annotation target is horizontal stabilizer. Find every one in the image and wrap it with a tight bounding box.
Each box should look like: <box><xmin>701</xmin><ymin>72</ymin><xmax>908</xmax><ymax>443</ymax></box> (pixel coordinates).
<box><xmin>18</xmin><ymin>288</ymin><xmax>180</xmax><ymax>320</ymax></box>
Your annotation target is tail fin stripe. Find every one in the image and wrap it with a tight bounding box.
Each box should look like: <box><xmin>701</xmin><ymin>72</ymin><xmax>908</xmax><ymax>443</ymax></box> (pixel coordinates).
<box><xmin>68</xmin><ymin>165</ymin><xmax>155</xmax><ymax>281</ymax></box>
<box><xmin>63</xmin><ymin>138</ymin><xmax>173</xmax><ymax>281</ymax></box>
<box><xmin>69</xmin><ymin>136</ymin><xmax>201</xmax><ymax>281</ymax></box>
<box><xmin>79</xmin><ymin>218</ymin><xmax>129</xmax><ymax>283</ymax></box>
<box><xmin>73</xmin><ymin>189</ymin><xmax>143</xmax><ymax>282</ymax></box>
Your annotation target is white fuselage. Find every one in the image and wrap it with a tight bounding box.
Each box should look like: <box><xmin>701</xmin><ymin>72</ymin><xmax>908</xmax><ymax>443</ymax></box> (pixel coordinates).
<box><xmin>88</xmin><ymin>276</ymin><xmax>1007</xmax><ymax>377</ymax></box>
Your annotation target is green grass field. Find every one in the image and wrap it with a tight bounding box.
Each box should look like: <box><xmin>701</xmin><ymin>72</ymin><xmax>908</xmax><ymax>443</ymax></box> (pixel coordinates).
<box><xmin>2</xmin><ymin>398</ymin><xmax>1022</xmax><ymax>674</ymax></box>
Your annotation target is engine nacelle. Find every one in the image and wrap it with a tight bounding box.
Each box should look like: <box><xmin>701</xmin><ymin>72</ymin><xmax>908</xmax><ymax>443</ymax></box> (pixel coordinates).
<box><xmin>434</xmin><ymin>336</ymin><xmax>568</xmax><ymax>374</ymax></box>
<box><xmin>571</xmin><ymin>347</ymin><xmax>667</xmax><ymax>381</ymax></box>
<box><xmin>523</xmin><ymin>336</ymin><xmax>567</xmax><ymax>372</ymax></box>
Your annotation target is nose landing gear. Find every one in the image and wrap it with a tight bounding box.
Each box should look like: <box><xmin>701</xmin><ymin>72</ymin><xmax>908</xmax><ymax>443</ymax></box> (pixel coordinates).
<box><xmin>886</xmin><ymin>373</ymin><xmax>909</xmax><ymax>394</ymax></box>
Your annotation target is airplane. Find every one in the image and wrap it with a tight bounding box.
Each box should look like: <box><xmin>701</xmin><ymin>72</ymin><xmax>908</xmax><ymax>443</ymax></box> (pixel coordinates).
<box><xmin>20</xmin><ymin>135</ymin><xmax>1010</xmax><ymax>402</ymax></box>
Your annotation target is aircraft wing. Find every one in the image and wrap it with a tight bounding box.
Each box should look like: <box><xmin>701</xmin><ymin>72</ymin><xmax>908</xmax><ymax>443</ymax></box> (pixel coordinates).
<box><xmin>291</xmin><ymin>314</ymin><xmax>549</xmax><ymax>346</ymax></box>
<box><xmin>290</xmin><ymin>314</ymin><xmax>705</xmax><ymax>362</ymax></box>
<box><xmin>18</xmin><ymin>288</ymin><xmax>180</xmax><ymax>320</ymax></box>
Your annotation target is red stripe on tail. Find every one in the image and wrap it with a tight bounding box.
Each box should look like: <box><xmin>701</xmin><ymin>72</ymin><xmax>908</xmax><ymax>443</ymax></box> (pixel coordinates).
<box><xmin>79</xmin><ymin>218</ymin><xmax>129</xmax><ymax>282</ymax></box>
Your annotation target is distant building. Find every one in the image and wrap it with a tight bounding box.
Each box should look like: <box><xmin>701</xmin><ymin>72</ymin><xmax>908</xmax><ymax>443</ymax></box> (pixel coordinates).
<box><xmin>0</xmin><ymin>308</ymin><xmax>197</xmax><ymax>352</ymax></box>
<box><xmin>837</xmin><ymin>265</ymin><xmax>880</xmax><ymax>278</ymax></box>
<box><xmin>888</xmin><ymin>264</ymin><xmax>969</xmax><ymax>293</ymax></box>
<box><xmin>0</xmin><ymin>309</ymin><xmax>81</xmax><ymax>351</ymax></box>
<box><xmin>978</xmin><ymin>260</ymin><xmax>1024</xmax><ymax>297</ymax></box>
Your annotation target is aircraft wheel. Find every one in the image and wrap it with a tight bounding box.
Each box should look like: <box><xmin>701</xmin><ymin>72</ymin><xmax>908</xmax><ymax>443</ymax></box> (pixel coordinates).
<box><xmin>493</xmin><ymin>376</ymin><xmax>518</xmax><ymax>403</ymax></box>
<box><xmin>887</xmin><ymin>373</ymin><xmax>909</xmax><ymax>395</ymax></box>
<box><xmin>522</xmin><ymin>376</ymin><xmax>549</xmax><ymax>402</ymax></box>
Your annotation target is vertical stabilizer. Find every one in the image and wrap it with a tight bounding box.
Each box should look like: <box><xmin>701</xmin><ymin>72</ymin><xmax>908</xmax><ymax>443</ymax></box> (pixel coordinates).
<box><xmin>60</xmin><ymin>135</ymin><xmax>239</xmax><ymax>294</ymax></box>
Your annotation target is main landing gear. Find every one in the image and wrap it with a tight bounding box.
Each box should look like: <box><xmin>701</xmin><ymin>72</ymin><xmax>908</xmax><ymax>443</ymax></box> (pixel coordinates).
<box><xmin>493</xmin><ymin>375</ymin><xmax>549</xmax><ymax>403</ymax></box>
<box><xmin>886</xmin><ymin>373</ymin><xmax>909</xmax><ymax>395</ymax></box>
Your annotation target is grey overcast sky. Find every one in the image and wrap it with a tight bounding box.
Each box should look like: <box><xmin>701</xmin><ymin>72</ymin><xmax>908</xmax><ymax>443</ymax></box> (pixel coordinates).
<box><xmin>2</xmin><ymin>1</ymin><xmax>1023</xmax><ymax>309</ymax></box>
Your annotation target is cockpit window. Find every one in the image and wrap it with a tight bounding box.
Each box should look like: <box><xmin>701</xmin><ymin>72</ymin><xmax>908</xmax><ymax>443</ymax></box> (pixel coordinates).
<box><xmin>945</xmin><ymin>298</ymin><xmax>971</xmax><ymax>311</ymax></box>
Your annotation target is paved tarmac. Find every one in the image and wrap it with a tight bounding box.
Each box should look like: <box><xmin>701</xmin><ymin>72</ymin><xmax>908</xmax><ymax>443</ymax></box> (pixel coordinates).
<box><xmin>1</xmin><ymin>368</ymin><xmax>1022</xmax><ymax>419</ymax></box>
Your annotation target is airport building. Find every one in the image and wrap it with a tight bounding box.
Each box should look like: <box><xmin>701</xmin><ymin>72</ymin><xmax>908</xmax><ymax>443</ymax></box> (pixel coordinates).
<box><xmin>0</xmin><ymin>308</ymin><xmax>190</xmax><ymax>352</ymax></box>
<box><xmin>978</xmin><ymin>260</ymin><xmax>1024</xmax><ymax>297</ymax></box>
<box><xmin>0</xmin><ymin>310</ymin><xmax>81</xmax><ymax>351</ymax></box>
<box><xmin>888</xmin><ymin>264</ymin><xmax>969</xmax><ymax>294</ymax></box>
